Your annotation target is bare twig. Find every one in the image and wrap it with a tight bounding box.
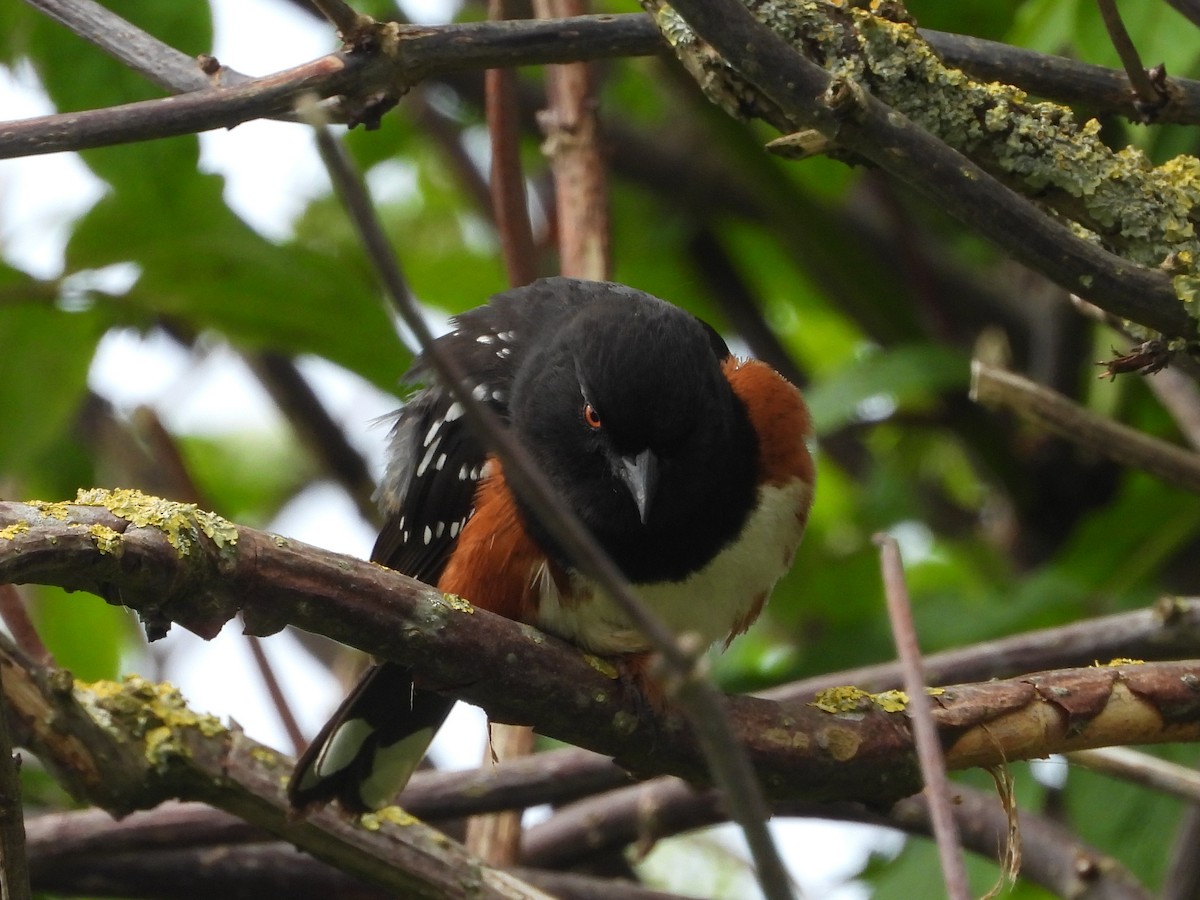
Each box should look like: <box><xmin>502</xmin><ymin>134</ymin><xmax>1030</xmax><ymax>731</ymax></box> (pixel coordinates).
<box><xmin>765</xmin><ymin>596</ymin><xmax>1200</xmax><ymax>701</ymax></box>
<box><xmin>244</xmin><ymin>634</ymin><xmax>306</xmax><ymax>757</ymax></box>
<box><xmin>0</xmin><ymin>673</ymin><xmax>31</xmax><ymax>900</ymax></box>
<box><xmin>1067</xmin><ymin>747</ymin><xmax>1200</xmax><ymax>804</ymax></box>
<box><xmin>1094</xmin><ymin>0</ymin><xmax>1168</xmax><ymax>117</ymax></box>
<box><xmin>1163</xmin><ymin>0</ymin><xmax>1200</xmax><ymax>28</ymax></box>
<box><xmin>309</xmin><ymin>0</ymin><xmax>365</xmax><ymax>37</ymax></box>
<box><xmin>464</xmin><ymin>724</ymin><xmax>536</xmax><ymax>865</ymax></box>
<box><xmin>1145</xmin><ymin>368</ymin><xmax>1200</xmax><ymax>451</ymax></box>
<box><xmin>309</xmin><ymin>119</ymin><xmax>794</xmax><ymax>899</ymax></box>
<box><xmin>0</xmin><ymin>585</ymin><xmax>53</xmax><ymax>667</ymax></box>
<box><xmin>21</xmin><ymin>0</ymin><xmax>231</xmax><ymax>92</ymax></box>
<box><xmin>875</xmin><ymin>535</ymin><xmax>969</xmax><ymax>900</ymax></box>
<box><xmin>533</xmin><ymin>0</ymin><xmax>610</xmax><ymax>280</ymax></box>
<box><xmin>245</xmin><ymin>351</ymin><xmax>379</xmax><ymax>526</ymax></box>
<box><xmin>970</xmin><ymin>361</ymin><xmax>1200</xmax><ymax>494</ymax></box>
<box><xmin>486</xmin><ymin>1</ymin><xmax>540</xmax><ymax>287</ymax></box>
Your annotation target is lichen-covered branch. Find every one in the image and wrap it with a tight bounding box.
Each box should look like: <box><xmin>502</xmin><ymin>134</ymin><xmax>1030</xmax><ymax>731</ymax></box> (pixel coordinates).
<box><xmin>4</xmin><ymin>491</ymin><xmax>1200</xmax><ymax>808</ymax></box>
<box><xmin>645</xmin><ymin>0</ymin><xmax>1200</xmax><ymax>341</ymax></box>
<box><xmin>0</xmin><ymin>635</ymin><xmax>551</xmax><ymax>899</ymax></box>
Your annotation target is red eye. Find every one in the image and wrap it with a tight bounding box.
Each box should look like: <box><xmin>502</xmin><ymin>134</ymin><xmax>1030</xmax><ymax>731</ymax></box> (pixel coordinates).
<box><xmin>583</xmin><ymin>402</ymin><xmax>602</xmax><ymax>430</ymax></box>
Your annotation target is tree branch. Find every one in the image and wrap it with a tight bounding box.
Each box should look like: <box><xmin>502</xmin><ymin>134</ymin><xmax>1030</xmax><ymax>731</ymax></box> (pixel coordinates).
<box><xmin>4</xmin><ymin>494</ymin><xmax>1200</xmax><ymax>806</ymax></box>
<box><xmin>646</xmin><ymin>0</ymin><xmax>1198</xmax><ymax>341</ymax></box>
<box><xmin>971</xmin><ymin>361</ymin><xmax>1200</xmax><ymax>493</ymax></box>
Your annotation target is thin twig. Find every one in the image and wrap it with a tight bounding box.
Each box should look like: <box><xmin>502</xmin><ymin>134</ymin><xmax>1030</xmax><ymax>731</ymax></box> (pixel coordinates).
<box><xmin>1145</xmin><ymin>368</ymin><xmax>1200</xmax><ymax>451</ymax></box>
<box><xmin>533</xmin><ymin>0</ymin><xmax>611</xmax><ymax>280</ymax></box>
<box><xmin>970</xmin><ymin>360</ymin><xmax>1200</xmax><ymax>494</ymax></box>
<box><xmin>308</xmin><ymin>119</ymin><xmax>794</xmax><ymax>900</ymax></box>
<box><xmin>1094</xmin><ymin>0</ymin><xmax>1168</xmax><ymax>116</ymax></box>
<box><xmin>0</xmin><ymin>673</ymin><xmax>31</xmax><ymax>900</ymax></box>
<box><xmin>874</xmin><ymin>535</ymin><xmax>969</xmax><ymax>900</ymax></box>
<box><xmin>309</xmin><ymin>0</ymin><xmax>365</xmax><ymax>37</ymax></box>
<box><xmin>1067</xmin><ymin>747</ymin><xmax>1200</xmax><ymax>804</ymax></box>
<box><xmin>1163</xmin><ymin>0</ymin><xmax>1200</xmax><ymax>28</ymax></box>
<box><xmin>486</xmin><ymin>1</ymin><xmax>539</xmax><ymax>286</ymax></box>
<box><xmin>21</xmin><ymin>0</ymin><xmax>229</xmax><ymax>92</ymax></box>
<box><xmin>243</xmin><ymin>634</ymin><xmax>306</xmax><ymax>757</ymax></box>
<box><xmin>0</xmin><ymin>585</ymin><xmax>53</xmax><ymax>668</ymax></box>
<box><xmin>245</xmin><ymin>351</ymin><xmax>379</xmax><ymax>526</ymax></box>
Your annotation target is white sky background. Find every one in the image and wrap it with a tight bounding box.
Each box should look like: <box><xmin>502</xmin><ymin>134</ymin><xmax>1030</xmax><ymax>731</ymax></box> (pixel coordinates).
<box><xmin>0</xmin><ymin>0</ymin><xmax>909</xmax><ymax>895</ymax></box>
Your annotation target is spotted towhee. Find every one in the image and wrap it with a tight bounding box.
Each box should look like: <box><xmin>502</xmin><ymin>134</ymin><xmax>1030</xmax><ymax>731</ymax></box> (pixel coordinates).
<box><xmin>289</xmin><ymin>277</ymin><xmax>814</xmax><ymax>812</ymax></box>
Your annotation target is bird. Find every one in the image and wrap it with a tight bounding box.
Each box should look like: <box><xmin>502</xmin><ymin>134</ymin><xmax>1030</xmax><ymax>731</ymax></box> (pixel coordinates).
<box><xmin>288</xmin><ymin>276</ymin><xmax>814</xmax><ymax>813</ymax></box>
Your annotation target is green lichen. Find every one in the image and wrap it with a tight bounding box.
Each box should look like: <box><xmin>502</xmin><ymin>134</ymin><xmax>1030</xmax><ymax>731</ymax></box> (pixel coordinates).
<box><xmin>75</xmin><ymin>674</ymin><xmax>226</xmax><ymax>770</ymax></box>
<box><xmin>646</xmin><ymin>0</ymin><xmax>1200</xmax><ymax>313</ymax></box>
<box><xmin>74</xmin><ymin>488</ymin><xmax>238</xmax><ymax>557</ymax></box>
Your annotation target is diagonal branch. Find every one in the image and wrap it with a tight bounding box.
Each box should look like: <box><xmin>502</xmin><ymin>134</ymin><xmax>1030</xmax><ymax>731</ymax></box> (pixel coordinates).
<box><xmin>646</xmin><ymin>0</ymin><xmax>1199</xmax><ymax>341</ymax></box>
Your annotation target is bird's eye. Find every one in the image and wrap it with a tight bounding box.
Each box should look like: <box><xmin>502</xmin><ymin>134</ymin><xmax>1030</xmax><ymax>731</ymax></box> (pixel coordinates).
<box><xmin>583</xmin><ymin>402</ymin><xmax>602</xmax><ymax>430</ymax></box>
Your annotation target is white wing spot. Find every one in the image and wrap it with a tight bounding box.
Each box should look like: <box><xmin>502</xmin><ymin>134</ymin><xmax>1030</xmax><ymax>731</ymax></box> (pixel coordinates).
<box><xmin>435</xmin><ymin>521</ymin><xmax>445</xmax><ymax>538</ymax></box>
<box><xmin>423</xmin><ymin>526</ymin><xmax>433</xmax><ymax>545</ymax></box>
<box><xmin>496</xmin><ymin>347</ymin><xmax>512</xmax><ymax>359</ymax></box>
<box><xmin>434</xmin><ymin>453</ymin><xmax>447</xmax><ymax>471</ymax></box>
<box><xmin>449</xmin><ymin>521</ymin><xmax>461</xmax><ymax>538</ymax></box>
<box><xmin>475</xmin><ymin>334</ymin><xmax>495</xmax><ymax>344</ymax></box>
<box><xmin>491</xmin><ymin>389</ymin><xmax>507</xmax><ymax>403</ymax></box>
<box><xmin>457</xmin><ymin>463</ymin><xmax>470</xmax><ymax>481</ymax></box>
<box><xmin>471</xmin><ymin>384</ymin><xmax>489</xmax><ymax>401</ymax></box>
<box><xmin>416</xmin><ymin>438</ymin><xmax>441</xmax><ymax>477</ymax></box>
<box><xmin>422</xmin><ymin>421</ymin><xmax>440</xmax><ymax>448</ymax></box>
<box><xmin>443</xmin><ymin>402</ymin><xmax>464</xmax><ymax>422</ymax></box>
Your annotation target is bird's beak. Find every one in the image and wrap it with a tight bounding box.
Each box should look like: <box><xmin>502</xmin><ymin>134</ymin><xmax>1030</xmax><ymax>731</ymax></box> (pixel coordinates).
<box><xmin>618</xmin><ymin>448</ymin><xmax>659</xmax><ymax>525</ymax></box>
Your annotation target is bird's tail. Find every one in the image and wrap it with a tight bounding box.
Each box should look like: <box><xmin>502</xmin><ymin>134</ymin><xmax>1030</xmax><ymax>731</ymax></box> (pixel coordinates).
<box><xmin>288</xmin><ymin>662</ymin><xmax>452</xmax><ymax>813</ymax></box>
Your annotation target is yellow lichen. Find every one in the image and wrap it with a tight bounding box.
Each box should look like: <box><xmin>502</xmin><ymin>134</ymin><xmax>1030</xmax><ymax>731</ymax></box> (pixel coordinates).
<box><xmin>88</xmin><ymin>524</ymin><xmax>123</xmax><ymax>556</ymax></box>
<box><xmin>583</xmin><ymin>654</ymin><xmax>618</xmax><ymax>679</ymax></box>
<box><xmin>811</xmin><ymin>685</ymin><xmax>872</xmax><ymax>713</ymax></box>
<box><xmin>1103</xmin><ymin>658</ymin><xmax>1146</xmax><ymax>666</ymax></box>
<box><xmin>441</xmin><ymin>593</ymin><xmax>474</xmax><ymax>613</ymax></box>
<box><xmin>74</xmin><ymin>674</ymin><xmax>226</xmax><ymax>768</ymax></box>
<box><xmin>28</xmin><ymin>500</ymin><xmax>70</xmax><ymax>520</ymax></box>
<box><xmin>872</xmin><ymin>689</ymin><xmax>908</xmax><ymax>712</ymax></box>
<box><xmin>360</xmin><ymin>805</ymin><xmax>418</xmax><ymax>831</ymax></box>
<box><xmin>650</xmin><ymin>0</ymin><xmax>1200</xmax><ymax>312</ymax></box>
<box><xmin>0</xmin><ymin>522</ymin><xmax>29</xmax><ymax>541</ymax></box>
<box><xmin>813</xmin><ymin>685</ymin><xmax>911</xmax><ymax>714</ymax></box>
<box><xmin>74</xmin><ymin>488</ymin><xmax>238</xmax><ymax>556</ymax></box>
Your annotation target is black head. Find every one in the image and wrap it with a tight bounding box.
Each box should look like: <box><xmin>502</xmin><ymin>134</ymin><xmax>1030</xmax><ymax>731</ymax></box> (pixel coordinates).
<box><xmin>509</xmin><ymin>285</ymin><xmax>758</xmax><ymax>583</ymax></box>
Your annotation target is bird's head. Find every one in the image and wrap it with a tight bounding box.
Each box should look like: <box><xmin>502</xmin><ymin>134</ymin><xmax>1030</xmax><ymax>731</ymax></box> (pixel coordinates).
<box><xmin>510</xmin><ymin>290</ymin><xmax>758</xmax><ymax>583</ymax></box>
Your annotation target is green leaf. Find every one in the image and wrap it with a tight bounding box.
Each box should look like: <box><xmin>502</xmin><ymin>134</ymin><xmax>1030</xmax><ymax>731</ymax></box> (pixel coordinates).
<box><xmin>32</xmin><ymin>585</ymin><xmax>131</xmax><ymax>682</ymax></box>
<box><xmin>68</xmin><ymin>182</ymin><xmax>410</xmax><ymax>391</ymax></box>
<box><xmin>805</xmin><ymin>344</ymin><xmax>970</xmax><ymax>435</ymax></box>
<box><xmin>0</xmin><ymin>284</ymin><xmax>107</xmax><ymax>476</ymax></box>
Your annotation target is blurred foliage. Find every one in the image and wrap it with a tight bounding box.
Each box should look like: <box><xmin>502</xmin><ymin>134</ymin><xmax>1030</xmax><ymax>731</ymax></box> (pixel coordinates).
<box><xmin>2</xmin><ymin>0</ymin><xmax>1200</xmax><ymax>896</ymax></box>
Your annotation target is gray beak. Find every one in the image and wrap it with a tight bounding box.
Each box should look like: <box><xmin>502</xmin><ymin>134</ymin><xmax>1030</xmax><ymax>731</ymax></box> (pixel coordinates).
<box><xmin>618</xmin><ymin>448</ymin><xmax>659</xmax><ymax>525</ymax></box>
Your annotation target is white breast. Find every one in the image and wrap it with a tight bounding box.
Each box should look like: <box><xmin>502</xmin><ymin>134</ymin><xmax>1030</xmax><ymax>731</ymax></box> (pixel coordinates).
<box><xmin>533</xmin><ymin>478</ymin><xmax>812</xmax><ymax>655</ymax></box>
